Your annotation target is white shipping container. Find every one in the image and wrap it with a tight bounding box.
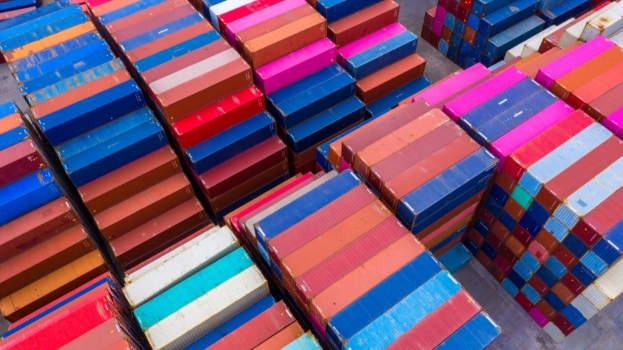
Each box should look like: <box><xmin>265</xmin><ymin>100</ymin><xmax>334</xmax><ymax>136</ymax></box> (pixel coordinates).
<box><xmin>610</xmin><ymin>28</ymin><xmax>623</xmax><ymax>47</ymax></box>
<box><xmin>595</xmin><ymin>256</ymin><xmax>623</xmax><ymax>300</ymax></box>
<box><xmin>125</xmin><ymin>226</ymin><xmax>219</xmax><ymax>284</ymax></box>
<box><xmin>124</xmin><ymin>226</ymin><xmax>239</xmax><ymax>308</ymax></box>
<box><xmin>559</xmin><ymin>3</ymin><xmax>616</xmax><ymax>48</ymax></box>
<box><xmin>582</xmin><ymin>284</ymin><xmax>612</xmax><ymax>310</ymax></box>
<box><xmin>543</xmin><ymin>322</ymin><xmax>565</xmax><ymax>343</ymax></box>
<box><xmin>209</xmin><ymin>0</ymin><xmax>255</xmax><ymax>30</ymax></box>
<box><xmin>243</xmin><ymin>171</ymin><xmax>337</xmax><ymax>239</ymax></box>
<box><xmin>581</xmin><ymin>2</ymin><xmax>623</xmax><ymax>42</ymax></box>
<box><xmin>145</xmin><ymin>266</ymin><xmax>269</xmax><ymax>350</ymax></box>
<box><xmin>521</xmin><ymin>19</ymin><xmax>574</xmax><ymax>57</ymax></box>
<box><xmin>570</xmin><ymin>295</ymin><xmax>598</xmax><ymax>320</ymax></box>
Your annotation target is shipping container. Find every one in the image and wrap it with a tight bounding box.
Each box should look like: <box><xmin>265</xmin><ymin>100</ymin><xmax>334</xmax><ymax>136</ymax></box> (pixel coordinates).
<box><xmin>328</xmin><ymin>0</ymin><xmax>398</xmax><ymax>47</ymax></box>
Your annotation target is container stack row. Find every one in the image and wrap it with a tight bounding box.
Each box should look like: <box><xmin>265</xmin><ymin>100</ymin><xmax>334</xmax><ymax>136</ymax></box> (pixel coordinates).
<box><xmin>88</xmin><ymin>0</ymin><xmax>290</xmax><ymax>223</ymax></box>
<box><xmin>224</xmin><ymin>169</ymin><xmax>502</xmax><ymax>349</ymax></box>
<box><xmin>0</xmin><ymin>272</ymin><xmax>151</xmax><ymax>349</ymax></box>
<box><xmin>0</xmin><ymin>0</ymin><xmax>36</xmax><ymax>50</ymax></box>
<box><xmin>395</xmin><ymin>49</ymin><xmax>623</xmax><ymax>341</ymax></box>
<box><xmin>0</xmin><ymin>101</ymin><xmax>114</xmax><ymax>327</ymax></box>
<box><xmin>421</xmin><ymin>0</ymin><xmax>614</xmax><ymax>68</ymax></box>
<box><xmin>122</xmin><ymin>224</ymin><xmax>322</xmax><ymax>350</ymax></box>
<box><xmin>0</xmin><ymin>1</ymin><xmax>212</xmax><ymax>272</ymax></box>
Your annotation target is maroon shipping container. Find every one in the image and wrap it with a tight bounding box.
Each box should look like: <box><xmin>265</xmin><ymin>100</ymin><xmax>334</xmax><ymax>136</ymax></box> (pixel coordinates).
<box><xmin>208</xmin><ymin>301</ymin><xmax>295</xmax><ymax>350</ymax></box>
<box><xmin>267</xmin><ymin>184</ymin><xmax>377</xmax><ymax>271</ymax></box>
<box><xmin>105</xmin><ymin>0</ymin><xmax>192</xmax><ymax>33</ymax></box>
<box><xmin>0</xmin><ymin>139</ymin><xmax>45</xmax><ymax>188</ymax></box>
<box><xmin>328</xmin><ymin>0</ymin><xmax>399</xmax><ymax>47</ymax></box>
<box><xmin>154</xmin><ymin>58</ymin><xmax>253</xmax><ymax>122</ymax></box>
<box><xmin>207</xmin><ymin>160</ymin><xmax>288</xmax><ymax>212</ymax></box>
<box><xmin>110</xmin><ymin>199</ymin><xmax>209</xmax><ymax>269</ymax></box>
<box><xmin>495</xmin><ymin>170</ymin><xmax>516</xmax><ymax>193</ymax></box>
<box><xmin>424</xmin><ymin>7</ymin><xmax>436</xmax><ymax>29</ymax></box>
<box><xmin>386</xmin><ymin>290</ymin><xmax>480</xmax><ymax>350</ymax></box>
<box><xmin>553</xmin><ymin>245</ymin><xmax>577</xmax><ymax>269</ymax></box>
<box><xmin>456</xmin><ymin>3</ymin><xmax>469</xmax><ymax>23</ymax></box>
<box><xmin>585</xmin><ymin>82</ymin><xmax>623</xmax><ymax>121</ymax></box>
<box><xmin>0</xmin><ymin>225</ymin><xmax>92</xmax><ymax>298</ymax></box>
<box><xmin>126</xmin><ymin>22</ymin><xmax>212</xmax><ymax>63</ymax></box>
<box><xmin>295</xmin><ymin>219</ymin><xmax>408</xmax><ymax>313</ymax></box>
<box><xmin>0</xmin><ymin>198</ymin><xmax>77</xmax><ymax>262</ymax></box>
<box><xmin>536</xmin><ymin>136</ymin><xmax>623</xmax><ymax>213</ymax></box>
<box><xmin>577</xmin><ymin>185</ymin><xmax>623</xmax><ymax>241</ymax></box>
<box><xmin>514</xmin><ymin>292</ymin><xmax>533</xmax><ymax>312</ymax></box>
<box><xmin>341</xmin><ymin>99</ymin><xmax>433</xmax><ymax>166</ymax></box>
<box><xmin>199</xmin><ymin>137</ymin><xmax>287</xmax><ymax>199</ymax></box>
<box><xmin>512</xmin><ymin>226</ymin><xmax>533</xmax><ymax>247</ymax></box>
<box><xmin>111</xmin><ymin>4</ymin><xmax>196</xmax><ymax>43</ymax></box>
<box><xmin>561</xmin><ymin>272</ymin><xmax>585</xmax><ymax>295</ymax></box>
<box><xmin>124</xmin><ymin>224</ymin><xmax>214</xmax><ymax>276</ymax></box>
<box><xmin>141</xmin><ymin>38</ymin><xmax>231</xmax><ymax>85</ymax></box>
<box><xmin>79</xmin><ymin>146</ymin><xmax>181</xmax><ymax>214</ymax></box>
<box><xmin>529</xmin><ymin>275</ymin><xmax>549</xmax><ymax>296</ymax></box>
<box><xmin>553</xmin><ymin>314</ymin><xmax>575</xmax><ymax>336</ymax></box>
<box><xmin>368</xmin><ymin>120</ymin><xmax>464</xmax><ymax>193</ymax></box>
<box><xmin>95</xmin><ymin>173</ymin><xmax>194</xmax><ymax>241</ymax></box>
<box><xmin>380</xmin><ymin>135</ymin><xmax>480</xmax><ymax>211</ymax></box>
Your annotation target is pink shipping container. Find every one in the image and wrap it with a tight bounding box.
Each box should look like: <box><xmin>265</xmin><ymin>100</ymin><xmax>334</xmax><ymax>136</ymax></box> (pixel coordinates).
<box><xmin>412</xmin><ymin>63</ymin><xmax>490</xmax><ymax>106</ymax></box>
<box><xmin>255</xmin><ymin>38</ymin><xmax>336</xmax><ymax>95</ymax></box>
<box><xmin>432</xmin><ymin>19</ymin><xmax>443</xmax><ymax>36</ymax></box>
<box><xmin>602</xmin><ymin>107</ymin><xmax>623</xmax><ymax>138</ymax></box>
<box><xmin>489</xmin><ymin>101</ymin><xmax>573</xmax><ymax>170</ymax></box>
<box><xmin>225</xmin><ymin>0</ymin><xmax>306</xmax><ymax>45</ymax></box>
<box><xmin>337</xmin><ymin>22</ymin><xmax>406</xmax><ymax>66</ymax></box>
<box><xmin>442</xmin><ymin>67</ymin><xmax>527</xmax><ymax>121</ymax></box>
<box><xmin>529</xmin><ymin>308</ymin><xmax>549</xmax><ymax>327</ymax></box>
<box><xmin>535</xmin><ymin>36</ymin><xmax>615</xmax><ymax>89</ymax></box>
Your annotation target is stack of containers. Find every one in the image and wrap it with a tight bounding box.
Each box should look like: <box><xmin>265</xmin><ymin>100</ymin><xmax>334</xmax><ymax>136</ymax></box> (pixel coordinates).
<box><xmin>122</xmin><ymin>224</ymin><xmax>322</xmax><ymax>349</ymax></box>
<box><xmin>465</xmin><ymin>108</ymin><xmax>623</xmax><ymax>341</ymax></box>
<box><xmin>0</xmin><ymin>0</ymin><xmax>35</xmax><ymax>59</ymax></box>
<box><xmin>503</xmin><ymin>18</ymin><xmax>574</xmax><ymax>60</ymax></box>
<box><xmin>89</xmin><ymin>0</ymin><xmax>293</xmax><ymax>223</ymax></box>
<box><xmin>556</xmin><ymin>1</ymin><xmax>615</xmax><ymax>47</ymax></box>
<box><xmin>0</xmin><ymin>101</ymin><xmax>115</xmax><ymax>324</ymax></box>
<box><xmin>532</xmin><ymin>35</ymin><xmax>623</xmax><ymax>137</ymax></box>
<box><xmin>0</xmin><ymin>272</ymin><xmax>150</xmax><ymax>349</ymax></box>
<box><xmin>422</xmin><ymin>0</ymin><xmax>551</xmax><ymax>68</ymax></box>
<box><xmin>243</xmin><ymin>169</ymin><xmax>501</xmax><ymax>348</ymax></box>
<box><xmin>0</xmin><ymin>1</ymin><xmax>211</xmax><ymax>271</ymax></box>
<box><xmin>323</xmin><ymin>0</ymin><xmax>431</xmax><ymax>119</ymax></box>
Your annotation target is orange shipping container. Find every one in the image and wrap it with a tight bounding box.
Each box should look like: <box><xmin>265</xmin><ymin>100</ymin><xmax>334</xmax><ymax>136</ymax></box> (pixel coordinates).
<box><xmin>243</xmin><ymin>12</ymin><xmax>327</xmax><ymax>68</ymax></box>
<box><xmin>309</xmin><ymin>234</ymin><xmax>424</xmax><ymax>327</ymax></box>
<box><xmin>90</xmin><ymin>0</ymin><xmax>140</xmax><ymax>17</ymax></box>
<box><xmin>355</xmin><ymin>53</ymin><xmax>425</xmax><ymax>104</ymax></box>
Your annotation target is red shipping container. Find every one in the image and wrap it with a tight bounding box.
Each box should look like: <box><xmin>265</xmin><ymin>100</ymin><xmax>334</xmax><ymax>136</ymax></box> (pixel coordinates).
<box><xmin>585</xmin><ymin>82</ymin><xmax>623</xmax><ymax>121</ymax></box>
<box><xmin>356</xmin><ymin>54</ymin><xmax>426</xmax><ymax>105</ymax></box>
<box><xmin>95</xmin><ymin>173</ymin><xmax>194</xmax><ymax>241</ymax></box>
<box><xmin>566</xmin><ymin>62</ymin><xmax>623</xmax><ymax>110</ymax></box>
<box><xmin>79</xmin><ymin>146</ymin><xmax>181</xmax><ymax>214</ymax></box>
<box><xmin>267</xmin><ymin>184</ymin><xmax>377</xmax><ymax>271</ymax></box>
<box><xmin>281</xmin><ymin>200</ymin><xmax>391</xmax><ymax>294</ymax></box>
<box><xmin>512</xmin><ymin>226</ymin><xmax>533</xmax><ymax>247</ymax></box>
<box><xmin>0</xmin><ymin>198</ymin><xmax>77</xmax><ymax>262</ymax></box>
<box><xmin>515</xmin><ymin>292</ymin><xmax>534</xmax><ymax>312</ymax></box>
<box><xmin>536</xmin><ymin>229</ymin><xmax>559</xmax><ymax>253</ymax></box>
<box><xmin>105</xmin><ymin>0</ymin><xmax>192</xmax><ymax>33</ymax></box>
<box><xmin>495</xmin><ymin>171</ymin><xmax>516</xmax><ymax>194</ymax></box>
<box><xmin>172</xmin><ymin>86</ymin><xmax>265</xmax><ymax>148</ymax></box>
<box><xmin>90</xmin><ymin>0</ymin><xmax>140</xmax><ymax>16</ymax></box>
<box><xmin>111</xmin><ymin>5</ymin><xmax>196</xmax><ymax>43</ymax></box>
<box><xmin>200</xmin><ymin>137</ymin><xmax>286</xmax><ymax>199</ymax></box>
<box><xmin>61</xmin><ymin>318</ymin><xmax>136</xmax><ymax>350</ymax></box>
<box><xmin>140</xmin><ymin>37</ymin><xmax>231</xmax><ymax>85</ymax></box>
<box><xmin>328</xmin><ymin>0</ymin><xmax>399</xmax><ymax>47</ymax></box>
<box><xmin>502</xmin><ymin>110</ymin><xmax>593</xmax><ymax>182</ymax></box>
<box><xmin>478</xmin><ymin>208</ymin><xmax>496</xmax><ymax>228</ymax></box>
<box><xmin>577</xmin><ymin>185</ymin><xmax>623</xmax><ymax>240</ymax></box>
<box><xmin>529</xmin><ymin>275</ymin><xmax>549</xmax><ymax>296</ymax></box>
<box><xmin>0</xmin><ymin>139</ymin><xmax>44</xmax><ymax>188</ymax></box>
<box><xmin>386</xmin><ymin>290</ymin><xmax>480</xmax><ymax>350</ymax></box>
<box><xmin>254</xmin><ymin>323</ymin><xmax>304</xmax><ymax>350</ymax></box>
<box><xmin>0</xmin><ymin>225</ymin><xmax>93</xmax><ymax>299</ymax></box>
<box><xmin>553</xmin><ymin>245</ymin><xmax>577</xmax><ymax>269</ymax></box>
<box><xmin>494</xmin><ymin>255</ymin><xmax>512</xmax><ymax>274</ymax></box>
<box><xmin>571</xmin><ymin>220</ymin><xmax>601</xmax><ymax>247</ymax></box>
<box><xmin>309</xmin><ymin>235</ymin><xmax>424</xmax><ymax>328</ymax></box>
<box><xmin>208</xmin><ymin>301</ymin><xmax>295</xmax><ymax>349</ymax></box>
<box><xmin>561</xmin><ymin>272</ymin><xmax>586</xmax><ymax>295</ymax></box>
<box><xmin>537</xmin><ymin>135</ymin><xmax>623</xmax><ymax>213</ymax></box>
<box><xmin>110</xmin><ymin>199</ymin><xmax>208</xmax><ymax>269</ymax></box>
<box><xmin>553</xmin><ymin>314</ymin><xmax>575</xmax><ymax>336</ymax></box>
<box><xmin>126</xmin><ymin>22</ymin><xmax>212</xmax><ymax>63</ymax></box>
<box><xmin>418</xmin><ymin>192</ymin><xmax>481</xmax><ymax>242</ymax></box>
<box><xmin>552</xmin><ymin>282</ymin><xmax>574</xmax><ymax>304</ymax></box>
<box><xmin>381</xmin><ymin>135</ymin><xmax>480</xmax><ymax>211</ymax></box>
<box><xmin>296</xmin><ymin>219</ymin><xmax>408</xmax><ymax>313</ymax></box>
<box><xmin>218</xmin><ymin>0</ymin><xmax>284</xmax><ymax>35</ymax></box>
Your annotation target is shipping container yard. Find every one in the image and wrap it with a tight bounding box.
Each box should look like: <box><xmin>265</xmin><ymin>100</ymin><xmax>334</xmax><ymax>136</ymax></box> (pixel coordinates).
<box><xmin>1</xmin><ymin>0</ymin><xmax>623</xmax><ymax>348</ymax></box>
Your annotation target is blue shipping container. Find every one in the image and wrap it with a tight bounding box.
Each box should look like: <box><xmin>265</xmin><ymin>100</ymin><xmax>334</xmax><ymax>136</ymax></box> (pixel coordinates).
<box><xmin>0</xmin><ymin>5</ymin><xmax>82</xmax><ymax>43</ymax></box>
<box><xmin>471</xmin><ymin>0</ymin><xmax>515</xmax><ymax>17</ymax></box>
<box><xmin>478</xmin><ymin>0</ymin><xmax>538</xmax><ymax>38</ymax></box>
<box><xmin>316</xmin><ymin>0</ymin><xmax>382</xmax><ymax>23</ymax></box>
<box><xmin>435</xmin><ymin>313</ymin><xmax>501</xmax><ymax>349</ymax></box>
<box><xmin>437</xmin><ymin>243</ymin><xmax>472</xmax><ymax>273</ymax></box>
<box><xmin>120</xmin><ymin>13</ymin><xmax>203</xmax><ymax>52</ymax></box>
<box><xmin>0</xmin><ymin>126</ymin><xmax>28</xmax><ymax>152</ymax></box>
<box><xmin>484</xmin><ymin>16</ymin><xmax>545</xmax><ymax>60</ymax></box>
<box><xmin>539</xmin><ymin>0</ymin><xmax>591</xmax><ymax>27</ymax></box>
<box><xmin>346</xmin><ymin>31</ymin><xmax>417</xmax><ymax>79</ymax></box>
<box><xmin>365</xmin><ymin>76</ymin><xmax>431</xmax><ymax>119</ymax></box>
<box><xmin>0</xmin><ymin>169</ymin><xmax>62</xmax><ymax>226</ymax></box>
<box><xmin>0</xmin><ymin>12</ymin><xmax>88</xmax><ymax>51</ymax></box>
<box><xmin>99</xmin><ymin>0</ymin><xmax>167</xmax><ymax>24</ymax></box>
<box><xmin>186</xmin><ymin>112</ymin><xmax>275</xmax><ymax>174</ymax></box>
<box><xmin>0</xmin><ymin>0</ymin><xmax>71</xmax><ymax>32</ymax></box>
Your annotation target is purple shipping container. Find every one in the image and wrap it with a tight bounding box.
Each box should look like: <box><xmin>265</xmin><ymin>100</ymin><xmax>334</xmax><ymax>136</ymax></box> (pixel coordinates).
<box><xmin>412</xmin><ymin>63</ymin><xmax>490</xmax><ymax>107</ymax></box>
<box><xmin>602</xmin><ymin>106</ymin><xmax>623</xmax><ymax>139</ymax></box>
<box><xmin>442</xmin><ymin>67</ymin><xmax>527</xmax><ymax>121</ymax></box>
<box><xmin>432</xmin><ymin>19</ymin><xmax>444</xmax><ymax>36</ymax></box>
<box><xmin>535</xmin><ymin>36</ymin><xmax>614</xmax><ymax>89</ymax></box>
